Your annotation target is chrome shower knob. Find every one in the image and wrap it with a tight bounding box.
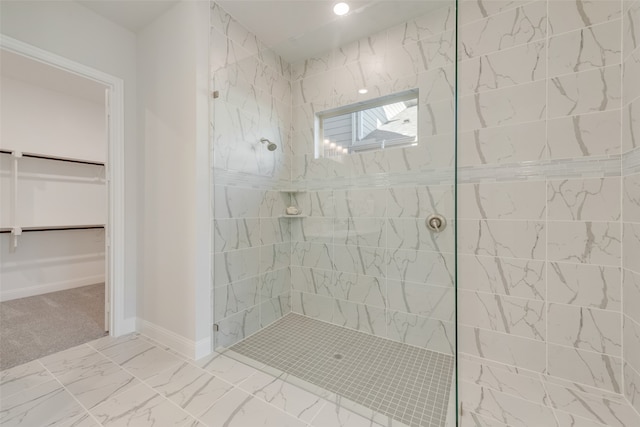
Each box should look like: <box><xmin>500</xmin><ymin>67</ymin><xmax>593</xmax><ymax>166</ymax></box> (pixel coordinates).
<box><xmin>426</xmin><ymin>214</ymin><xmax>446</xmax><ymax>232</ymax></box>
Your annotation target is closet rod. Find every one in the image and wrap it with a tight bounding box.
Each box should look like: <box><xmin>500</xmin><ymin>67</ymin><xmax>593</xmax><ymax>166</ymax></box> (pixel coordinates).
<box><xmin>0</xmin><ymin>226</ymin><xmax>105</xmax><ymax>234</ymax></box>
<box><xmin>0</xmin><ymin>150</ymin><xmax>105</xmax><ymax>166</ymax></box>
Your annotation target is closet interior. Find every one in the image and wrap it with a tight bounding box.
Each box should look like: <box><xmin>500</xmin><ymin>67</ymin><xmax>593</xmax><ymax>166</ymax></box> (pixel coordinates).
<box><xmin>0</xmin><ymin>49</ymin><xmax>109</xmax><ymax>370</ymax></box>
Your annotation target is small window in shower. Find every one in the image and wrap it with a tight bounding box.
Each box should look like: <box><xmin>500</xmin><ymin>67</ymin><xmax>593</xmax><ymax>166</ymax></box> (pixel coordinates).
<box><xmin>316</xmin><ymin>89</ymin><xmax>418</xmax><ymax>158</ymax></box>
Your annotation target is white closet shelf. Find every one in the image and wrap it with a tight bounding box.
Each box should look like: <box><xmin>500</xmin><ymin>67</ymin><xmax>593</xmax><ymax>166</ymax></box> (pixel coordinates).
<box><xmin>0</xmin><ymin>149</ymin><xmax>105</xmax><ymax>166</ymax></box>
<box><xmin>0</xmin><ymin>224</ymin><xmax>105</xmax><ymax>233</ymax></box>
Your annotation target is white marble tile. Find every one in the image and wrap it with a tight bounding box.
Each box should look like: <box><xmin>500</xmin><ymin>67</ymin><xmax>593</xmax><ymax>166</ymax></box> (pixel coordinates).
<box><xmin>548</xmin><ymin>0</ymin><xmax>622</xmax><ymax>35</ymax></box>
<box><xmin>387</xmin><ymin>5</ymin><xmax>454</xmax><ymax>46</ymax></box>
<box><xmin>624</xmin><ymin>316</ymin><xmax>640</xmax><ymax>373</ymax></box>
<box><xmin>387</xmin><ymin>31</ymin><xmax>455</xmax><ymax>79</ymax></box>
<box><xmin>547</xmin><ymin>221</ymin><xmax>621</xmax><ymax>266</ymax></box>
<box><xmin>239</xmin><ymin>371</ymin><xmax>325</xmax><ymax>422</ymax></box>
<box><xmin>290</xmin><ymin>242</ymin><xmax>333</xmax><ymax>270</ymax></box>
<box><xmin>548</xmin><ymin>304</ymin><xmax>621</xmax><ymax>356</ymax></box>
<box><xmin>90</xmin><ymin>383</ymin><xmax>193</xmax><ymax>426</ymax></box>
<box><xmin>457</xmin><ymin>120</ymin><xmax>547</xmax><ymax>166</ymax></box>
<box><xmin>624</xmin><ymin>50</ymin><xmax>640</xmax><ymax>105</ymax></box>
<box><xmin>260</xmin><ymin>268</ymin><xmax>290</xmax><ymax>300</ymax></box>
<box><xmin>458</xmin><ymin>255</ymin><xmax>546</xmax><ymax>300</ymax></box>
<box><xmin>624</xmin><ymin>223</ymin><xmax>640</xmax><ymax>272</ymax></box>
<box><xmin>213</xmin><ymin>186</ymin><xmax>263</xmax><ymax>219</ymax></box>
<box><xmin>459</xmin><ymin>1</ymin><xmax>547</xmax><ymax>60</ymax></box>
<box><xmin>544</xmin><ymin>380</ymin><xmax>640</xmax><ymax>427</ymax></box>
<box><xmin>213</xmin><ymin>218</ymin><xmax>260</xmax><ymax>252</ymax></box>
<box><xmin>624</xmin><ymin>361</ymin><xmax>640</xmax><ymax>416</ymax></box>
<box><xmin>459</xmin><ymin>41</ymin><xmax>546</xmax><ymax>96</ymax></box>
<box><xmin>623</xmin><ymin>98</ymin><xmax>640</xmax><ymax>152</ymax></box>
<box><xmin>458</xmin><ymin>0</ymin><xmax>531</xmax><ymax>26</ymax></box>
<box><xmin>459</xmin><ymin>291</ymin><xmax>545</xmax><ymax>341</ymax></box>
<box><xmin>291</xmin><ymin>191</ymin><xmax>334</xmax><ymax>217</ymax></box>
<box><xmin>0</xmin><ymin>380</ymin><xmax>87</xmax><ymax>427</ymax></box>
<box><xmin>214</xmin><ymin>306</ymin><xmax>260</xmax><ymax>348</ymax></box>
<box><xmin>332</xmin><ymin>300</ymin><xmax>387</xmax><ymax>336</ymax></box>
<box><xmin>458</xmin><ymin>220</ymin><xmax>545</xmax><ymax>260</ymax></box>
<box><xmin>291</xmin><ymin>266</ymin><xmax>333</xmax><ymax>295</ymax></box>
<box><xmin>260</xmin><ymin>218</ymin><xmax>290</xmax><ymax>246</ymax></box>
<box><xmin>0</xmin><ymin>360</ymin><xmax>52</xmax><ymax>399</ymax></box>
<box><xmin>624</xmin><ymin>1</ymin><xmax>640</xmax><ymax>59</ymax></box>
<box><xmin>460</xmin><ymin>411</ymin><xmax>510</xmax><ymax>427</ymax></box>
<box><xmin>552</xmin><ymin>411</ymin><xmax>608</xmax><ymax>427</ymax></box>
<box><xmin>310</xmin><ymin>402</ymin><xmax>383</xmax><ymax>427</ymax></box>
<box><xmin>291</xmin><ymin>53</ymin><xmax>332</xmax><ymax>80</ymax></box>
<box><xmin>291</xmin><ymin>218</ymin><xmax>334</xmax><ymax>243</ymax></box>
<box><xmin>419</xmin><ymin>66</ymin><xmax>455</xmax><ymax>105</ymax></box>
<box><xmin>199</xmin><ymin>388</ymin><xmax>307</xmax><ymax>427</ymax></box>
<box><xmin>145</xmin><ymin>362</ymin><xmax>232</xmax><ymax>417</ymax></box>
<box><xmin>387</xmin><ymin>279</ymin><xmax>454</xmax><ymax>320</ymax></box>
<box><xmin>333</xmin><ymin>245</ymin><xmax>386</xmax><ymax>278</ymax></box>
<box><xmin>458</xmin><ymin>357</ymin><xmax>549</xmax><ymax>403</ymax></box>
<box><xmin>387</xmin><ymin>248</ymin><xmax>455</xmax><ymax>286</ymax></box>
<box><xmin>548</xmin><ymin>262</ymin><xmax>621</xmax><ymax>310</ymax></box>
<box><xmin>213</xmin><ymin>247</ymin><xmax>260</xmax><ymax>287</ymax></box>
<box><xmin>548</xmin><ymin>65</ymin><xmax>621</xmax><ymax>118</ymax></box>
<box><xmin>291</xmin><ymin>291</ymin><xmax>333</xmax><ymax>323</ymax></box>
<box><xmin>624</xmin><ymin>268</ymin><xmax>640</xmax><ymax>325</ymax></box>
<box><xmin>260</xmin><ymin>293</ymin><xmax>291</xmax><ymax>327</ymax></box>
<box><xmin>260</xmin><ymin>242</ymin><xmax>291</xmax><ymax>273</ymax></box>
<box><xmin>547</xmin><ymin>344</ymin><xmax>622</xmax><ymax>393</ymax></box>
<box><xmin>333</xmin><ymin>272</ymin><xmax>386</xmax><ymax>308</ymax></box>
<box><xmin>387</xmin><ymin>218</ymin><xmax>455</xmax><ymax>253</ymax></box>
<box><xmin>624</xmin><ymin>172</ymin><xmax>640</xmax><ymax>223</ymax></box>
<box><xmin>547</xmin><ymin>177</ymin><xmax>621</xmax><ymax>221</ymax></box>
<box><xmin>334</xmin><ymin>218</ymin><xmax>386</xmax><ymax>247</ymax></box>
<box><xmin>41</xmin><ymin>347</ymin><xmax>140</xmax><ymax>410</ymax></box>
<box><xmin>195</xmin><ymin>354</ymin><xmax>260</xmax><ymax>385</ymax></box>
<box><xmin>214</xmin><ymin>277</ymin><xmax>260</xmax><ymax>322</ymax></box>
<box><xmin>459</xmin><ymin>381</ymin><xmax>558</xmax><ymax>427</ymax></box>
<box><xmin>459</xmin><ymin>325</ymin><xmax>546</xmax><ymax>372</ymax></box>
<box><xmin>548</xmin><ymin>20</ymin><xmax>622</xmax><ymax>77</ymax></box>
<box><xmin>386</xmin><ymin>311</ymin><xmax>454</xmax><ymax>354</ymax></box>
<box><xmin>458</xmin><ymin>181</ymin><xmax>546</xmax><ymax>220</ymax></box>
<box><xmin>387</xmin><ymin>185</ymin><xmax>454</xmax><ymax>219</ymax></box>
<box><xmin>112</xmin><ymin>345</ymin><xmax>183</xmax><ymax>381</ymax></box>
<box><xmin>334</xmin><ymin>188</ymin><xmax>387</xmax><ymax>218</ymax></box>
<box><xmin>458</xmin><ymin>80</ymin><xmax>546</xmax><ymax>131</ymax></box>
<box><xmin>547</xmin><ymin>110</ymin><xmax>621</xmax><ymax>159</ymax></box>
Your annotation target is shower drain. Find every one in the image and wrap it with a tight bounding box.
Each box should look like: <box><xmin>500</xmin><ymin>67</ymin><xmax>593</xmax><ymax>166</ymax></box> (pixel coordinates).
<box><xmin>333</xmin><ymin>353</ymin><xmax>343</xmax><ymax>360</ymax></box>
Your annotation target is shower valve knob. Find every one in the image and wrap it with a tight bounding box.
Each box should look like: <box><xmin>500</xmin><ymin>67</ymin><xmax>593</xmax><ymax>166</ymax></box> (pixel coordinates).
<box><xmin>426</xmin><ymin>214</ymin><xmax>446</xmax><ymax>232</ymax></box>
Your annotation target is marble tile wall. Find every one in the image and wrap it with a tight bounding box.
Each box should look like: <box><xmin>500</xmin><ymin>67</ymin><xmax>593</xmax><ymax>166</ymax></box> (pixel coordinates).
<box><xmin>623</xmin><ymin>0</ymin><xmax>640</xmax><ymax>416</ymax></box>
<box><xmin>457</xmin><ymin>0</ymin><xmax>629</xmax><ymax>398</ymax></box>
<box><xmin>287</xmin><ymin>4</ymin><xmax>457</xmax><ymax>355</ymax></box>
<box><xmin>210</xmin><ymin>2</ymin><xmax>293</xmax><ymax>348</ymax></box>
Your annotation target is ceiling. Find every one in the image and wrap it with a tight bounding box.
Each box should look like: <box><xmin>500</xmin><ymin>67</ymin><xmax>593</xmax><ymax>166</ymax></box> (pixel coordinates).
<box><xmin>75</xmin><ymin>0</ymin><xmax>444</xmax><ymax>63</ymax></box>
<box><xmin>78</xmin><ymin>0</ymin><xmax>180</xmax><ymax>33</ymax></box>
<box><xmin>218</xmin><ymin>1</ymin><xmax>445</xmax><ymax>62</ymax></box>
<box><xmin>0</xmin><ymin>50</ymin><xmax>107</xmax><ymax>103</ymax></box>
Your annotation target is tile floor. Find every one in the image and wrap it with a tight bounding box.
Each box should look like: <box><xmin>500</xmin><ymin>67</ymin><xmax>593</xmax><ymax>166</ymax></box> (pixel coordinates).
<box><xmin>0</xmin><ymin>333</ymin><xmax>411</xmax><ymax>427</ymax></box>
<box><xmin>229</xmin><ymin>314</ymin><xmax>454</xmax><ymax>427</ymax></box>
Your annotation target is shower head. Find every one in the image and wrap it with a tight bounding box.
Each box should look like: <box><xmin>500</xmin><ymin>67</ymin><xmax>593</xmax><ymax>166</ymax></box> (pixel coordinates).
<box><xmin>260</xmin><ymin>138</ymin><xmax>278</xmax><ymax>151</ymax></box>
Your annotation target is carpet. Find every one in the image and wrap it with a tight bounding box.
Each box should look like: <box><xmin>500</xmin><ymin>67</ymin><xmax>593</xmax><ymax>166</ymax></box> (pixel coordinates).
<box><xmin>0</xmin><ymin>283</ymin><xmax>107</xmax><ymax>371</ymax></box>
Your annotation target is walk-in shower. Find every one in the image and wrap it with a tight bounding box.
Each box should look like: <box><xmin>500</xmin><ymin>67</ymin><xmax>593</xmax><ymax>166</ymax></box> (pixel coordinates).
<box><xmin>211</xmin><ymin>0</ymin><xmax>458</xmax><ymax>425</ymax></box>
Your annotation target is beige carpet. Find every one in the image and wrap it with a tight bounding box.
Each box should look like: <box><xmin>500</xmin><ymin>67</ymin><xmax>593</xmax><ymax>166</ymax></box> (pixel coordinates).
<box><xmin>0</xmin><ymin>284</ymin><xmax>107</xmax><ymax>371</ymax></box>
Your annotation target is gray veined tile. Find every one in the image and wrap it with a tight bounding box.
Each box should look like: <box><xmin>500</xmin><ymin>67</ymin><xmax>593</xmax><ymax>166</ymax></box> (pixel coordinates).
<box><xmin>199</xmin><ymin>388</ymin><xmax>307</xmax><ymax>427</ymax></box>
<box><xmin>547</xmin><ymin>344</ymin><xmax>623</xmax><ymax>393</ymax></box>
<box><xmin>547</xmin><ymin>177</ymin><xmax>621</xmax><ymax>221</ymax></box>
<box><xmin>195</xmin><ymin>354</ymin><xmax>261</xmax><ymax>385</ymax></box>
<box><xmin>0</xmin><ymin>380</ymin><xmax>87</xmax><ymax>427</ymax></box>
<box><xmin>547</xmin><ymin>221</ymin><xmax>621</xmax><ymax>266</ymax></box>
<box><xmin>90</xmin><ymin>383</ymin><xmax>194</xmax><ymax>426</ymax></box>
<box><xmin>310</xmin><ymin>402</ymin><xmax>384</xmax><ymax>427</ymax></box>
<box><xmin>145</xmin><ymin>361</ymin><xmax>233</xmax><ymax>417</ymax></box>
<box><xmin>547</xmin><ymin>262</ymin><xmax>621</xmax><ymax>310</ymax></box>
<box><xmin>547</xmin><ymin>110</ymin><xmax>621</xmax><ymax>159</ymax></box>
<box><xmin>548</xmin><ymin>0</ymin><xmax>622</xmax><ymax>35</ymax></box>
<box><xmin>238</xmin><ymin>371</ymin><xmax>326</xmax><ymax>423</ymax></box>
<box><xmin>0</xmin><ymin>360</ymin><xmax>52</xmax><ymax>399</ymax></box>
<box><xmin>109</xmin><ymin>344</ymin><xmax>183</xmax><ymax>381</ymax></box>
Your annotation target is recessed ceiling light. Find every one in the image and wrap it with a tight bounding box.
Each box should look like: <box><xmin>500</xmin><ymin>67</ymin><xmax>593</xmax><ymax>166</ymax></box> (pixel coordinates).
<box><xmin>333</xmin><ymin>2</ymin><xmax>350</xmax><ymax>16</ymax></box>
<box><xmin>358</xmin><ymin>88</ymin><xmax>368</xmax><ymax>94</ymax></box>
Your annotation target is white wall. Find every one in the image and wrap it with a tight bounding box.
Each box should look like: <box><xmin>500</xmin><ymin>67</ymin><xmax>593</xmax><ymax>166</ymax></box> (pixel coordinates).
<box><xmin>0</xmin><ymin>76</ymin><xmax>106</xmax><ymax>163</ymax></box>
<box><xmin>0</xmin><ymin>0</ymin><xmax>138</xmax><ymax>321</ymax></box>
<box><xmin>137</xmin><ymin>0</ymin><xmax>211</xmax><ymax>357</ymax></box>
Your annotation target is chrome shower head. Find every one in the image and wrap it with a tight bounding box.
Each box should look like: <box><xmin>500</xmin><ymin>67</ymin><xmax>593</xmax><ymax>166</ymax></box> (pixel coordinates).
<box><xmin>260</xmin><ymin>138</ymin><xmax>277</xmax><ymax>151</ymax></box>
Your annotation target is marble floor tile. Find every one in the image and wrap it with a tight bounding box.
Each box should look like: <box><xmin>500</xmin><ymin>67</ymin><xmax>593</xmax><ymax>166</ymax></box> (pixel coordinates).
<box><xmin>90</xmin><ymin>383</ymin><xmax>194</xmax><ymax>427</ymax></box>
<box><xmin>309</xmin><ymin>402</ymin><xmax>385</xmax><ymax>427</ymax></box>
<box><xmin>110</xmin><ymin>344</ymin><xmax>183</xmax><ymax>380</ymax></box>
<box><xmin>198</xmin><ymin>388</ymin><xmax>307</xmax><ymax>427</ymax></box>
<box><xmin>195</xmin><ymin>354</ymin><xmax>261</xmax><ymax>385</ymax></box>
<box><xmin>145</xmin><ymin>361</ymin><xmax>233</xmax><ymax>417</ymax></box>
<box><xmin>239</xmin><ymin>371</ymin><xmax>326</xmax><ymax>422</ymax></box>
<box><xmin>0</xmin><ymin>379</ymin><xmax>88</xmax><ymax>426</ymax></box>
<box><xmin>0</xmin><ymin>360</ymin><xmax>52</xmax><ymax>398</ymax></box>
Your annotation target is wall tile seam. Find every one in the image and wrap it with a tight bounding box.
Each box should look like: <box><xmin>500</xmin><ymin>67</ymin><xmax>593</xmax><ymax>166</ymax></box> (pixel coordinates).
<box><xmin>623</xmin><ymin>41</ymin><xmax>640</xmax><ymax>61</ymax></box>
<box><xmin>457</xmin><ymin>0</ymin><xmax>540</xmax><ymax>27</ymax></box>
<box><xmin>461</xmin><ymin>290</ymin><xmax>623</xmax><ymax>313</ymax></box>
<box><xmin>623</xmin><ymin>348</ymin><xmax>640</xmax><ymax>376</ymax></box>
<box><xmin>622</xmin><ymin>89</ymin><xmax>640</xmax><ymax>109</ymax></box>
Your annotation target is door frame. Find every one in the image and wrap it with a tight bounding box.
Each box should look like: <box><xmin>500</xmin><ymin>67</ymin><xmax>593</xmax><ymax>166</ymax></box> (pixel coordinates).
<box><xmin>1</xmin><ymin>35</ymin><xmax>127</xmax><ymax>336</ymax></box>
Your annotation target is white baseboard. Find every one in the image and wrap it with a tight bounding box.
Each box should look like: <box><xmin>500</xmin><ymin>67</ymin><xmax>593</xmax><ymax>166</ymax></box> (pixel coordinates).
<box><xmin>0</xmin><ymin>275</ymin><xmax>105</xmax><ymax>302</ymax></box>
<box><xmin>137</xmin><ymin>318</ymin><xmax>210</xmax><ymax>360</ymax></box>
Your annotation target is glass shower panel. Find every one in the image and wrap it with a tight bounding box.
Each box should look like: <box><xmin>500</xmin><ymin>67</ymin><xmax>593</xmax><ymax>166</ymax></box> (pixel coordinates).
<box><xmin>210</xmin><ymin>1</ymin><xmax>458</xmax><ymax>426</ymax></box>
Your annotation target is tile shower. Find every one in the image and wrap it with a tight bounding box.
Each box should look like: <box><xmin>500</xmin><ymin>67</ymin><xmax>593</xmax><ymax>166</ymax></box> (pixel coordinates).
<box><xmin>211</xmin><ymin>0</ymin><xmax>640</xmax><ymax>426</ymax></box>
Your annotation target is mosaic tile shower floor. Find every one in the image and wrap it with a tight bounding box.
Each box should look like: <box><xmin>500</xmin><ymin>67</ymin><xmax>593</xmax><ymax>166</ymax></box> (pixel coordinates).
<box><xmin>229</xmin><ymin>313</ymin><xmax>455</xmax><ymax>427</ymax></box>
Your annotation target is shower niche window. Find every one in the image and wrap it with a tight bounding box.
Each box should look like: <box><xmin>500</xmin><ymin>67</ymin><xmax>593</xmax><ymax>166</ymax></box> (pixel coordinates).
<box><xmin>316</xmin><ymin>89</ymin><xmax>418</xmax><ymax>158</ymax></box>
